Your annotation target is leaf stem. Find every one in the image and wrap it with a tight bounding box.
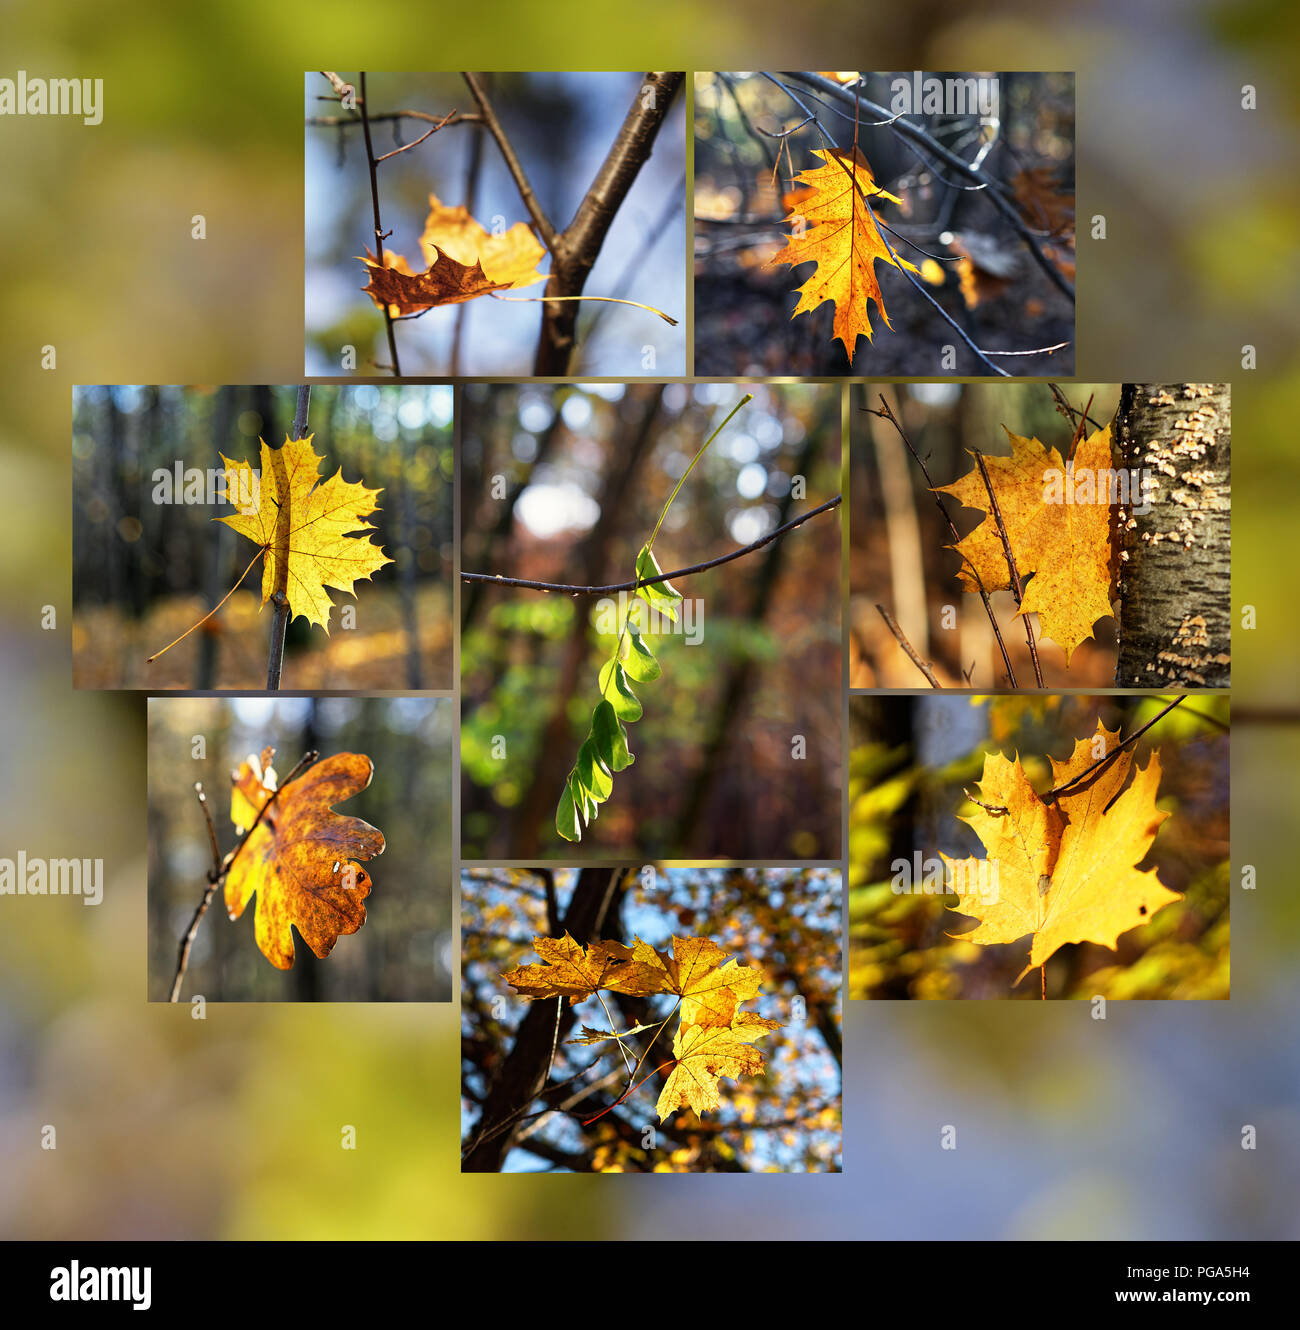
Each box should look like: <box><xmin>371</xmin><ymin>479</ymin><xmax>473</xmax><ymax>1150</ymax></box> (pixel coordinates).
<box><xmin>147</xmin><ymin>545</ymin><xmax>264</xmax><ymax>664</ymax></box>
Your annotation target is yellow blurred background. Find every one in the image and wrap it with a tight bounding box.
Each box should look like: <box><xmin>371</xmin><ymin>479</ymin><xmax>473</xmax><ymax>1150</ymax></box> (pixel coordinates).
<box><xmin>1</xmin><ymin>0</ymin><xmax>1298</xmax><ymax>1238</ymax></box>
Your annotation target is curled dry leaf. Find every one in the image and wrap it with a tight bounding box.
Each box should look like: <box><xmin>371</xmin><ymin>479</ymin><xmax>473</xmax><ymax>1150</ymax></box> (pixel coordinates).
<box><xmin>942</xmin><ymin>721</ymin><xmax>1180</xmax><ymax>983</ymax></box>
<box><xmin>219</xmin><ymin>434</ymin><xmax>392</xmax><ymax>632</ymax></box>
<box><xmin>360</xmin><ymin>191</ymin><xmax>546</xmax><ymax>317</ymax></box>
<box><xmin>225</xmin><ymin>747</ymin><xmax>385</xmax><ymax>970</ymax></box>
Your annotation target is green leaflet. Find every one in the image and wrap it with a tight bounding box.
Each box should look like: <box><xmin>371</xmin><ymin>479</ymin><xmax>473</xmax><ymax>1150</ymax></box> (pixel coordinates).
<box><xmin>598</xmin><ymin>658</ymin><xmax>644</xmax><ymax>721</ymax></box>
<box><xmin>592</xmin><ymin>700</ymin><xmax>634</xmax><ymax>772</ymax></box>
<box><xmin>554</xmin><ymin>393</ymin><xmax>753</xmax><ymax>843</ymax></box>
<box><xmin>621</xmin><ymin>620</ymin><xmax>661</xmax><ymax>681</ymax></box>
<box><xmin>634</xmin><ymin>545</ymin><xmax>683</xmax><ymax>622</ymax></box>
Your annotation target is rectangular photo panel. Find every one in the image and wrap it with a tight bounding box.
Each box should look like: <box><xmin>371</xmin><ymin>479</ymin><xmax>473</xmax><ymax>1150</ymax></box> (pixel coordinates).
<box><xmin>848</xmin><ymin>692</ymin><xmax>1229</xmax><ymax>1000</ymax></box>
<box><xmin>458</xmin><ymin>382</ymin><xmax>843</xmax><ymax>860</ymax></box>
<box><xmin>694</xmin><ymin>71</ymin><xmax>1075</xmax><ymax>376</ymax></box>
<box><xmin>148</xmin><ymin>695</ymin><xmax>454</xmax><ymax>1002</ymax></box>
<box><xmin>72</xmin><ymin>384</ymin><xmax>455</xmax><ymax>691</ymax></box>
<box><xmin>849</xmin><ymin>383</ymin><xmax>1231</xmax><ymax>689</ymax></box>
<box><xmin>460</xmin><ymin>864</ymin><xmax>842</xmax><ymax>1173</ymax></box>
<box><xmin>305</xmin><ymin>71</ymin><xmax>687</xmax><ymax>378</ymax></box>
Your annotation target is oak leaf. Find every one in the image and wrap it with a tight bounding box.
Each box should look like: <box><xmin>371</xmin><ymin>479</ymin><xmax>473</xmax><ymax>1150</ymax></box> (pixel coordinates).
<box><xmin>219</xmin><ymin>434</ymin><xmax>392</xmax><ymax>632</ymax></box>
<box><xmin>942</xmin><ymin>721</ymin><xmax>1180</xmax><ymax>983</ymax></box>
<box><xmin>225</xmin><ymin>747</ymin><xmax>385</xmax><ymax>970</ymax></box>
<box><xmin>655</xmin><ymin>1011</ymin><xmax>781</xmax><ymax>1121</ymax></box>
<box><xmin>360</xmin><ymin>192</ymin><xmax>545</xmax><ymax>316</ymax></box>
<box><xmin>767</xmin><ymin>146</ymin><xmax>918</xmax><ymax>359</ymax></box>
<box><xmin>935</xmin><ymin>425</ymin><xmax>1116</xmax><ymax>663</ymax></box>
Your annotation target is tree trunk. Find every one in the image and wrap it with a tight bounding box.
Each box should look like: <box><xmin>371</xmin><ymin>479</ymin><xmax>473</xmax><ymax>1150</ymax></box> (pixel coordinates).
<box><xmin>1115</xmin><ymin>384</ymin><xmax>1231</xmax><ymax>687</ymax></box>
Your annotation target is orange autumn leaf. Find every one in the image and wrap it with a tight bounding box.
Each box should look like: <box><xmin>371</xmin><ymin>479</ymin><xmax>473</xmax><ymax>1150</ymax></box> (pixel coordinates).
<box><xmin>360</xmin><ymin>192</ymin><xmax>545</xmax><ymax>317</ymax></box>
<box><xmin>218</xmin><ymin>434</ymin><xmax>392</xmax><ymax>633</ymax></box>
<box><xmin>935</xmin><ymin>424</ymin><xmax>1117</xmax><ymax>663</ymax></box>
<box><xmin>656</xmin><ymin>1011</ymin><xmax>781</xmax><ymax>1121</ymax></box>
<box><xmin>225</xmin><ymin>747</ymin><xmax>385</xmax><ymax>971</ymax></box>
<box><xmin>767</xmin><ymin>146</ymin><xmax>918</xmax><ymax>359</ymax></box>
<box><xmin>942</xmin><ymin>721</ymin><xmax>1180</xmax><ymax>984</ymax></box>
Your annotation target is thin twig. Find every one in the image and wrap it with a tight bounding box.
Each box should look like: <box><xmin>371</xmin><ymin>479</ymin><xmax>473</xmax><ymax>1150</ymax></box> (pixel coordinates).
<box><xmin>1042</xmin><ymin>696</ymin><xmax>1187</xmax><ymax>803</ymax></box>
<box><xmin>875</xmin><ymin>603</ymin><xmax>941</xmax><ymax>688</ymax></box>
<box><xmin>373</xmin><ymin>108</ymin><xmax>460</xmax><ymax>163</ymax></box>
<box><xmin>168</xmin><ymin>783</ymin><xmax>221</xmax><ymax>1002</ymax></box>
<box><xmin>358</xmin><ymin>73</ymin><xmax>402</xmax><ymax>377</ymax></box>
<box><xmin>972</xmin><ymin>450</ymin><xmax>1044</xmax><ymax>687</ymax></box>
<box><xmin>461</xmin><ymin>495</ymin><xmax>841</xmax><ymax>594</ymax></box>
<box><xmin>461</xmin><ymin>72</ymin><xmax>557</xmax><ymax>251</ymax></box>
<box><xmin>867</xmin><ymin>396</ymin><xmax>1016</xmax><ymax>686</ymax></box>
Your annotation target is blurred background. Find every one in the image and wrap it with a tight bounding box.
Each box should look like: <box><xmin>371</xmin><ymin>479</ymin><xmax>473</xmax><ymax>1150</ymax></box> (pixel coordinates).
<box><xmin>851</xmin><ymin>381</ymin><xmax>1130</xmax><ymax>687</ymax></box>
<box><xmin>461</xmin><ymin>866</ymin><xmax>841</xmax><ymax>1172</ymax></box>
<box><xmin>147</xmin><ymin>696</ymin><xmax>454</xmax><ymax>1001</ymax></box>
<box><xmin>694</xmin><ymin>70</ymin><xmax>1074</xmax><ymax>375</ymax></box>
<box><xmin>0</xmin><ymin>0</ymin><xmax>1297</xmax><ymax>1241</ymax></box>
<box><xmin>72</xmin><ymin>384</ymin><xmax>455</xmax><ymax>689</ymax></box>
<box><xmin>305</xmin><ymin>72</ymin><xmax>686</xmax><ymax>376</ymax></box>
<box><xmin>849</xmin><ymin>693</ymin><xmax>1230</xmax><ymax>999</ymax></box>
<box><xmin>460</xmin><ymin>382</ymin><xmax>842</xmax><ymax>858</ymax></box>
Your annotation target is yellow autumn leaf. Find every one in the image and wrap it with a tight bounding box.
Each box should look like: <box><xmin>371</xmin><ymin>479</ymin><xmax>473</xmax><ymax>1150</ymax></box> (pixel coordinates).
<box><xmin>935</xmin><ymin>424</ymin><xmax>1116</xmax><ymax>663</ymax></box>
<box><xmin>602</xmin><ymin>934</ymin><xmax>762</xmax><ymax>1027</ymax></box>
<box><xmin>656</xmin><ymin>1011</ymin><xmax>781</xmax><ymax>1121</ymax></box>
<box><xmin>218</xmin><ymin>434</ymin><xmax>392</xmax><ymax>633</ymax></box>
<box><xmin>942</xmin><ymin>721</ymin><xmax>1180</xmax><ymax>984</ymax></box>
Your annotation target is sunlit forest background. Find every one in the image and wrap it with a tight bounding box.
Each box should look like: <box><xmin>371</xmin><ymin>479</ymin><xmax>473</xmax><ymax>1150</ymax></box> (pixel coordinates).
<box><xmin>849</xmin><ymin>693</ymin><xmax>1229</xmax><ymax>1000</ymax></box>
<box><xmin>460</xmin><ymin>382</ymin><xmax>842</xmax><ymax>859</ymax></box>
<box><xmin>305</xmin><ymin>72</ymin><xmax>686</xmax><ymax>376</ymax></box>
<box><xmin>461</xmin><ymin>866</ymin><xmax>841</xmax><ymax>1172</ymax></box>
<box><xmin>148</xmin><ymin>697</ymin><xmax>454</xmax><ymax>1002</ymax></box>
<box><xmin>694</xmin><ymin>71</ymin><xmax>1074</xmax><ymax>376</ymax></box>
<box><xmin>850</xmin><ymin>381</ymin><xmax>1126</xmax><ymax>688</ymax></box>
<box><xmin>72</xmin><ymin>385</ymin><xmax>455</xmax><ymax>690</ymax></box>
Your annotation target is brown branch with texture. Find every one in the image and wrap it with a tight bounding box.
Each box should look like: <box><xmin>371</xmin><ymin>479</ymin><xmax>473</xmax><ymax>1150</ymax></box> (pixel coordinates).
<box><xmin>533</xmin><ymin>72</ymin><xmax>684</xmax><ymax>375</ymax></box>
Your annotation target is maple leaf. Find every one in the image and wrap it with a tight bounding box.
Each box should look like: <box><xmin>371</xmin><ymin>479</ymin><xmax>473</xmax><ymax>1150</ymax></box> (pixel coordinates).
<box><xmin>224</xmin><ymin>747</ymin><xmax>385</xmax><ymax>970</ymax></box>
<box><xmin>502</xmin><ymin>933</ymin><xmax>634</xmax><ymax>1004</ymax></box>
<box><xmin>935</xmin><ymin>425</ymin><xmax>1116</xmax><ymax>663</ymax></box>
<box><xmin>218</xmin><ymin>434</ymin><xmax>392</xmax><ymax>632</ymax></box>
<box><xmin>767</xmin><ymin>146</ymin><xmax>919</xmax><ymax>359</ymax></box>
<box><xmin>602</xmin><ymin>935</ymin><xmax>762</xmax><ymax>1027</ymax></box>
<box><xmin>942</xmin><ymin>721</ymin><xmax>1180</xmax><ymax>984</ymax></box>
<box><xmin>360</xmin><ymin>192</ymin><xmax>545</xmax><ymax>317</ymax></box>
<box><xmin>655</xmin><ymin>1011</ymin><xmax>781</xmax><ymax>1121</ymax></box>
